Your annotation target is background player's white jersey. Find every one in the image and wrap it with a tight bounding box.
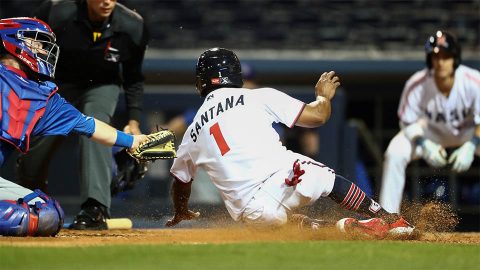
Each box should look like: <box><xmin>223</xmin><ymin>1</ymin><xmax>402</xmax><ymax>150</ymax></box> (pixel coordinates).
<box><xmin>170</xmin><ymin>87</ymin><xmax>305</xmax><ymax>220</ymax></box>
<box><xmin>397</xmin><ymin>65</ymin><xmax>480</xmax><ymax>146</ymax></box>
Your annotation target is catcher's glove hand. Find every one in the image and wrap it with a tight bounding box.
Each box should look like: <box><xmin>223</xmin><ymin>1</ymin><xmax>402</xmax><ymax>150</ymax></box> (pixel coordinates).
<box><xmin>128</xmin><ymin>129</ymin><xmax>177</xmax><ymax>161</ymax></box>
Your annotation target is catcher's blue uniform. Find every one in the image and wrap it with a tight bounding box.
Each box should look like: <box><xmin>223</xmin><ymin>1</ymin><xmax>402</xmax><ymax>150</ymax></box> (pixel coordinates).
<box><xmin>0</xmin><ymin>63</ymin><xmax>90</xmax><ymax>237</ymax></box>
<box><xmin>0</xmin><ymin>17</ymin><xmax>88</xmax><ymax>237</ymax></box>
<box><xmin>0</xmin><ymin>63</ymin><xmax>94</xmax><ymax>165</ymax></box>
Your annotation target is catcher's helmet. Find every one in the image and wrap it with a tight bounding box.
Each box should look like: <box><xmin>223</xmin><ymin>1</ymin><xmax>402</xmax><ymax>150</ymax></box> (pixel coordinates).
<box><xmin>425</xmin><ymin>30</ymin><xmax>461</xmax><ymax>69</ymax></box>
<box><xmin>0</xmin><ymin>17</ymin><xmax>59</xmax><ymax>79</ymax></box>
<box><xmin>196</xmin><ymin>48</ymin><xmax>243</xmax><ymax>97</ymax></box>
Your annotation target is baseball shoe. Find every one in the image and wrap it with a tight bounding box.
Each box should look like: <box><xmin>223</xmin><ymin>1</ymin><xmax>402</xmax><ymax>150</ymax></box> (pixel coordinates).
<box><xmin>70</xmin><ymin>204</ymin><xmax>108</xmax><ymax>230</ymax></box>
<box><xmin>336</xmin><ymin>217</ymin><xmax>389</xmax><ymax>239</ymax></box>
<box><xmin>388</xmin><ymin>216</ymin><xmax>415</xmax><ymax>237</ymax></box>
<box><xmin>291</xmin><ymin>214</ymin><xmax>328</xmax><ymax>230</ymax></box>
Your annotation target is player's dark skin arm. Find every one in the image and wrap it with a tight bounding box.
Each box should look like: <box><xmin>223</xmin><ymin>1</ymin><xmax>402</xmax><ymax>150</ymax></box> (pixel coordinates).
<box><xmin>296</xmin><ymin>71</ymin><xmax>340</xmax><ymax>128</ymax></box>
<box><xmin>165</xmin><ymin>178</ymin><xmax>200</xmax><ymax>227</ymax></box>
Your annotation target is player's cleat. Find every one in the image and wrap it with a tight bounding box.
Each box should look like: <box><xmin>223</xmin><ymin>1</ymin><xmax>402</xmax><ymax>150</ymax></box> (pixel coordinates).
<box><xmin>388</xmin><ymin>216</ymin><xmax>415</xmax><ymax>237</ymax></box>
<box><xmin>70</xmin><ymin>205</ymin><xmax>108</xmax><ymax>230</ymax></box>
<box><xmin>291</xmin><ymin>214</ymin><xmax>328</xmax><ymax>230</ymax></box>
<box><xmin>336</xmin><ymin>217</ymin><xmax>390</xmax><ymax>239</ymax></box>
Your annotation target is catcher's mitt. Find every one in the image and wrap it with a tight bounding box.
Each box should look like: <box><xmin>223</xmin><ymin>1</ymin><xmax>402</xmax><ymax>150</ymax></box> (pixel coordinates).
<box><xmin>111</xmin><ymin>148</ymin><xmax>148</xmax><ymax>196</ymax></box>
<box><xmin>128</xmin><ymin>129</ymin><xmax>176</xmax><ymax>161</ymax></box>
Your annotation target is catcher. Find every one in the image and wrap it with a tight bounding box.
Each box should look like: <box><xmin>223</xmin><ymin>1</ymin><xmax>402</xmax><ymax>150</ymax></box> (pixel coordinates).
<box><xmin>0</xmin><ymin>17</ymin><xmax>174</xmax><ymax>236</ymax></box>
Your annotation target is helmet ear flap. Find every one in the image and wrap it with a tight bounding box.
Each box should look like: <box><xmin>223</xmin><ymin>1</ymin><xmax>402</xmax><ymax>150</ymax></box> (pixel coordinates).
<box><xmin>195</xmin><ymin>76</ymin><xmax>206</xmax><ymax>97</ymax></box>
<box><xmin>454</xmin><ymin>53</ymin><xmax>461</xmax><ymax>69</ymax></box>
<box><xmin>426</xmin><ymin>54</ymin><xmax>432</xmax><ymax>69</ymax></box>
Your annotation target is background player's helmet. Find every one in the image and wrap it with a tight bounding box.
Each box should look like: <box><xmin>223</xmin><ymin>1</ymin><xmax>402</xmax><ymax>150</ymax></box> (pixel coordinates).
<box><xmin>0</xmin><ymin>17</ymin><xmax>59</xmax><ymax>79</ymax></box>
<box><xmin>196</xmin><ymin>48</ymin><xmax>243</xmax><ymax>97</ymax></box>
<box><xmin>425</xmin><ymin>30</ymin><xmax>461</xmax><ymax>69</ymax></box>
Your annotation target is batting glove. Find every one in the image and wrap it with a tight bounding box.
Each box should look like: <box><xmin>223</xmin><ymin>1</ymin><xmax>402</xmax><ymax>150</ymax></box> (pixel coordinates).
<box><xmin>419</xmin><ymin>139</ymin><xmax>447</xmax><ymax>168</ymax></box>
<box><xmin>448</xmin><ymin>141</ymin><xmax>476</xmax><ymax>173</ymax></box>
<box><xmin>285</xmin><ymin>160</ymin><xmax>305</xmax><ymax>187</ymax></box>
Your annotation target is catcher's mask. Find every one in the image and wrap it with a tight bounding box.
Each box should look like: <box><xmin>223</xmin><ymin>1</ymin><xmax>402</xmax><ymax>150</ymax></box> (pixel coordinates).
<box><xmin>0</xmin><ymin>17</ymin><xmax>59</xmax><ymax>80</ymax></box>
<box><xmin>425</xmin><ymin>30</ymin><xmax>461</xmax><ymax>70</ymax></box>
<box><xmin>195</xmin><ymin>47</ymin><xmax>243</xmax><ymax>97</ymax></box>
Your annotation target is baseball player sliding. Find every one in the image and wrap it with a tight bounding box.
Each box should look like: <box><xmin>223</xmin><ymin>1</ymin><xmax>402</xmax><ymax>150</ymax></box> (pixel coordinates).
<box><xmin>166</xmin><ymin>48</ymin><xmax>414</xmax><ymax>238</ymax></box>
<box><xmin>380</xmin><ymin>30</ymin><xmax>480</xmax><ymax>213</ymax></box>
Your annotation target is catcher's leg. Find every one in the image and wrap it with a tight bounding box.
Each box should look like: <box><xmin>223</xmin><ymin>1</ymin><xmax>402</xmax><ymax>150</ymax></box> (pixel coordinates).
<box><xmin>0</xmin><ymin>176</ymin><xmax>43</xmax><ymax>202</ymax></box>
<box><xmin>16</xmin><ymin>135</ymin><xmax>65</xmax><ymax>192</ymax></box>
<box><xmin>0</xmin><ymin>178</ymin><xmax>64</xmax><ymax>236</ymax></box>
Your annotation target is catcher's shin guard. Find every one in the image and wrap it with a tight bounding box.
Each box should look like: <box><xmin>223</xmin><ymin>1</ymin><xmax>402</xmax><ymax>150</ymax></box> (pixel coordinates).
<box><xmin>0</xmin><ymin>189</ymin><xmax>64</xmax><ymax>236</ymax></box>
<box><xmin>0</xmin><ymin>199</ymin><xmax>36</xmax><ymax>236</ymax></box>
<box><xmin>27</xmin><ymin>189</ymin><xmax>65</xmax><ymax>236</ymax></box>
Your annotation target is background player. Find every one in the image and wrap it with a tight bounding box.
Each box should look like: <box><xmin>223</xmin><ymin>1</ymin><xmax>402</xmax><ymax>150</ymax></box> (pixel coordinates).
<box><xmin>0</xmin><ymin>17</ymin><xmax>146</xmax><ymax>235</ymax></box>
<box><xmin>165</xmin><ymin>48</ymin><xmax>414</xmax><ymax>238</ymax></box>
<box><xmin>16</xmin><ymin>0</ymin><xmax>149</xmax><ymax>230</ymax></box>
<box><xmin>379</xmin><ymin>30</ymin><xmax>480</xmax><ymax>213</ymax></box>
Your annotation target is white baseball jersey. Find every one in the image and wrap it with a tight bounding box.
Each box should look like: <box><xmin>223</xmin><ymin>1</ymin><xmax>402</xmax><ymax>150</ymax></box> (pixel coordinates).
<box><xmin>397</xmin><ymin>65</ymin><xmax>480</xmax><ymax>145</ymax></box>
<box><xmin>170</xmin><ymin>87</ymin><xmax>305</xmax><ymax>220</ymax></box>
<box><xmin>380</xmin><ymin>65</ymin><xmax>480</xmax><ymax>213</ymax></box>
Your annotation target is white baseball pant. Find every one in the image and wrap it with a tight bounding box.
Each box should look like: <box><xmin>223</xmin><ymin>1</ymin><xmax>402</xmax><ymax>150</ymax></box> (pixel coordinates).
<box><xmin>0</xmin><ymin>176</ymin><xmax>44</xmax><ymax>203</ymax></box>
<box><xmin>380</xmin><ymin>129</ymin><xmax>480</xmax><ymax>213</ymax></box>
<box><xmin>241</xmin><ymin>153</ymin><xmax>336</xmax><ymax>227</ymax></box>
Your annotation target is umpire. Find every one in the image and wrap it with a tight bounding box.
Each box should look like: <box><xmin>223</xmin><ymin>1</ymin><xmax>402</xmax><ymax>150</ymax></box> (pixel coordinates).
<box><xmin>16</xmin><ymin>0</ymin><xmax>149</xmax><ymax>230</ymax></box>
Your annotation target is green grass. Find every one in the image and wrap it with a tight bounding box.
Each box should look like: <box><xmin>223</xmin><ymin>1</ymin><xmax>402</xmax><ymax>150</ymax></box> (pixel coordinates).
<box><xmin>1</xmin><ymin>241</ymin><xmax>479</xmax><ymax>270</ymax></box>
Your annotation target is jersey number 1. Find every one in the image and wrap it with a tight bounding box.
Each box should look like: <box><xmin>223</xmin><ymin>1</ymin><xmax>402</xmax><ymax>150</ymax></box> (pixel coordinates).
<box><xmin>210</xmin><ymin>122</ymin><xmax>230</xmax><ymax>155</ymax></box>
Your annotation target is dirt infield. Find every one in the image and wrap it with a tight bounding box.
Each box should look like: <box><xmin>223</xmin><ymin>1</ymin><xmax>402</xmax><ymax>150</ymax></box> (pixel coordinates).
<box><xmin>1</xmin><ymin>226</ymin><xmax>480</xmax><ymax>247</ymax></box>
<box><xmin>1</xmin><ymin>201</ymin><xmax>478</xmax><ymax>247</ymax></box>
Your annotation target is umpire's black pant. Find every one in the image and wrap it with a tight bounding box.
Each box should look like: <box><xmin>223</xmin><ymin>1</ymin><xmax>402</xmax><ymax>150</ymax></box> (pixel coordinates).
<box><xmin>16</xmin><ymin>83</ymin><xmax>120</xmax><ymax>213</ymax></box>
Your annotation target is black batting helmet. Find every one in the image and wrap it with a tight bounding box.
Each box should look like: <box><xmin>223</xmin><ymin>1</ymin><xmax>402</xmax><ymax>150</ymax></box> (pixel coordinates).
<box><xmin>425</xmin><ymin>30</ymin><xmax>461</xmax><ymax>69</ymax></box>
<box><xmin>195</xmin><ymin>48</ymin><xmax>243</xmax><ymax>97</ymax></box>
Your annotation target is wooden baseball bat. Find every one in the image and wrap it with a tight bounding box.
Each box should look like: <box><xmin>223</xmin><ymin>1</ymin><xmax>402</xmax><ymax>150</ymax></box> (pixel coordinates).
<box><xmin>106</xmin><ymin>218</ymin><xmax>133</xmax><ymax>229</ymax></box>
<box><xmin>63</xmin><ymin>218</ymin><xmax>133</xmax><ymax>230</ymax></box>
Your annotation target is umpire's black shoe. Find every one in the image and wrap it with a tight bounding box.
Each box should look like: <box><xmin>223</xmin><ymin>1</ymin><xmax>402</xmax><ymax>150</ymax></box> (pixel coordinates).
<box><xmin>70</xmin><ymin>203</ymin><xmax>108</xmax><ymax>230</ymax></box>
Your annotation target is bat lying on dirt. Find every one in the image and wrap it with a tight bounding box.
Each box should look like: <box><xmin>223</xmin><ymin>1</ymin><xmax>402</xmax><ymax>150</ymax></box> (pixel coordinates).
<box><xmin>63</xmin><ymin>218</ymin><xmax>133</xmax><ymax>230</ymax></box>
